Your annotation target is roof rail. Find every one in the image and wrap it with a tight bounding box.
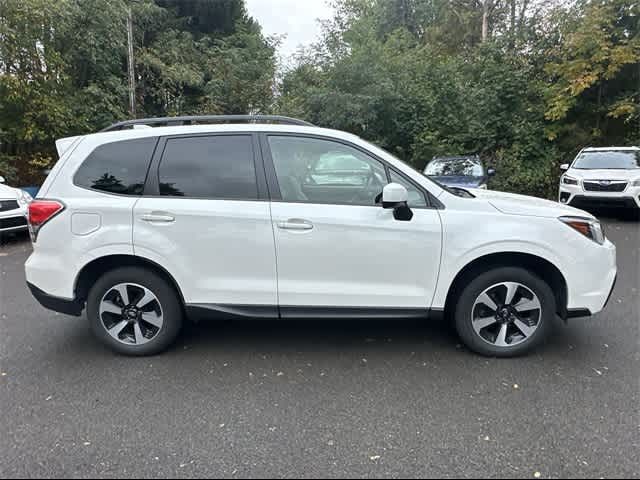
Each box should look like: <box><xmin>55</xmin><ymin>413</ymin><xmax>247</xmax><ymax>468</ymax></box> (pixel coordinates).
<box><xmin>100</xmin><ymin>115</ymin><xmax>314</xmax><ymax>132</ymax></box>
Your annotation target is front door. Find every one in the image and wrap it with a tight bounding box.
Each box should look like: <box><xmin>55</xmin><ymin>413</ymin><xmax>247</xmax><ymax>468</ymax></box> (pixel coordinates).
<box><xmin>262</xmin><ymin>134</ymin><xmax>442</xmax><ymax>316</ymax></box>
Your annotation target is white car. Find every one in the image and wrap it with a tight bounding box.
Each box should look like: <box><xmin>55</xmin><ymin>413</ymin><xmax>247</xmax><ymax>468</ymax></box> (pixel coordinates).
<box><xmin>25</xmin><ymin>116</ymin><xmax>617</xmax><ymax>357</ymax></box>
<box><xmin>0</xmin><ymin>176</ymin><xmax>32</xmax><ymax>236</ymax></box>
<box><xmin>559</xmin><ymin>147</ymin><xmax>640</xmax><ymax>210</ymax></box>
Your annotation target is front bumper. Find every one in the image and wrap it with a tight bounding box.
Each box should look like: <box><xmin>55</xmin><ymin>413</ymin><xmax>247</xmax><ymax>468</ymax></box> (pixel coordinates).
<box><xmin>559</xmin><ymin>183</ymin><xmax>640</xmax><ymax>209</ymax></box>
<box><xmin>565</xmin><ymin>237</ymin><xmax>617</xmax><ymax>316</ymax></box>
<box><xmin>566</xmin><ymin>274</ymin><xmax>617</xmax><ymax>319</ymax></box>
<box><xmin>0</xmin><ymin>211</ymin><xmax>28</xmax><ymax>233</ymax></box>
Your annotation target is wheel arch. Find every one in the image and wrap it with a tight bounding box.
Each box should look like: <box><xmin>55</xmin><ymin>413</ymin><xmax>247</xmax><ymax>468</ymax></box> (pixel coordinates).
<box><xmin>74</xmin><ymin>254</ymin><xmax>186</xmax><ymax>307</ymax></box>
<box><xmin>443</xmin><ymin>252</ymin><xmax>569</xmax><ymax>319</ymax></box>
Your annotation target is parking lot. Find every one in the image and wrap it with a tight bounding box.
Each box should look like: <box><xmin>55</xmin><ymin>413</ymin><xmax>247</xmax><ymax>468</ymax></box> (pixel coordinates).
<box><xmin>0</xmin><ymin>214</ymin><xmax>638</xmax><ymax>479</ymax></box>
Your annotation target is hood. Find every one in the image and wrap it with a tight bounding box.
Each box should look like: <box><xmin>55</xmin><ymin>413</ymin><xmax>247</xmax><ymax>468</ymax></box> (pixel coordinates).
<box><xmin>0</xmin><ymin>182</ymin><xmax>20</xmax><ymax>200</ymax></box>
<box><xmin>472</xmin><ymin>189</ymin><xmax>593</xmax><ymax>219</ymax></box>
<box><xmin>567</xmin><ymin>168</ymin><xmax>640</xmax><ymax>181</ymax></box>
<box><xmin>431</xmin><ymin>175</ymin><xmax>485</xmax><ymax>188</ymax></box>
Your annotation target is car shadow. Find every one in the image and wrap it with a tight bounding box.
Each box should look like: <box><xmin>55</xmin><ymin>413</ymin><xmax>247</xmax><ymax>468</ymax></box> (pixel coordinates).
<box><xmin>178</xmin><ymin>316</ymin><xmax>458</xmax><ymax>354</ymax></box>
<box><xmin>0</xmin><ymin>230</ymin><xmax>30</xmax><ymax>247</ymax></box>
<box><xmin>169</xmin><ymin>314</ymin><xmax>584</xmax><ymax>359</ymax></box>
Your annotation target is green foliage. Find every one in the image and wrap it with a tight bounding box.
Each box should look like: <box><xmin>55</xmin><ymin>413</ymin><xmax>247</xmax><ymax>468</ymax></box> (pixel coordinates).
<box><xmin>277</xmin><ymin>0</ymin><xmax>639</xmax><ymax>198</ymax></box>
<box><xmin>0</xmin><ymin>0</ymin><xmax>276</xmax><ymax>184</ymax></box>
<box><xmin>1</xmin><ymin>0</ymin><xmax>638</xmax><ymax>196</ymax></box>
<box><xmin>545</xmin><ymin>0</ymin><xmax>640</xmax><ymax>148</ymax></box>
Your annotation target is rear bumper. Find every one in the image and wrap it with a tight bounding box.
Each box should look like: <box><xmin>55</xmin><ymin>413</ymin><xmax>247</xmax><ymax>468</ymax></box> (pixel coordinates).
<box><xmin>27</xmin><ymin>282</ymin><xmax>84</xmax><ymax>317</ymax></box>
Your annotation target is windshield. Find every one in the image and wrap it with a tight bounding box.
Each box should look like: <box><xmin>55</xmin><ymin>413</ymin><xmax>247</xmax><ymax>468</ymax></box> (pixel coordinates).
<box><xmin>573</xmin><ymin>151</ymin><xmax>640</xmax><ymax>170</ymax></box>
<box><xmin>425</xmin><ymin>158</ymin><xmax>484</xmax><ymax>177</ymax></box>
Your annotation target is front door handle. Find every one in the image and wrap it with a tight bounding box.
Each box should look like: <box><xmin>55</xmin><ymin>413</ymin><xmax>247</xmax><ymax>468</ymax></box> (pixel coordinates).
<box><xmin>140</xmin><ymin>213</ymin><xmax>175</xmax><ymax>223</ymax></box>
<box><xmin>277</xmin><ymin>219</ymin><xmax>314</xmax><ymax>231</ymax></box>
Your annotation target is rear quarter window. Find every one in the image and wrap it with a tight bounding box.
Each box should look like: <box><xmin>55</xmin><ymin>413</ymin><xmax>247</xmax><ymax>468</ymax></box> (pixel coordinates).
<box><xmin>74</xmin><ymin>138</ymin><xmax>157</xmax><ymax>195</ymax></box>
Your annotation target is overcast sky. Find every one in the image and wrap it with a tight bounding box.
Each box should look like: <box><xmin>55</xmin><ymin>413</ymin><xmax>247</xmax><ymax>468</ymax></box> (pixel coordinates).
<box><xmin>245</xmin><ymin>0</ymin><xmax>335</xmax><ymax>58</ymax></box>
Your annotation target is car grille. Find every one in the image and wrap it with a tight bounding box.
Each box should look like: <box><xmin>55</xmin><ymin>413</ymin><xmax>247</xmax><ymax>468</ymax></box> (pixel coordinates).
<box><xmin>0</xmin><ymin>200</ymin><xmax>19</xmax><ymax>212</ymax></box>
<box><xmin>0</xmin><ymin>216</ymin><xmax>27</xmax><ymax>229</ymax></box>
<box><xmin>583</xmin><ymin>181</ymin><xmax>628</xmax><ymax>192</ymax></box>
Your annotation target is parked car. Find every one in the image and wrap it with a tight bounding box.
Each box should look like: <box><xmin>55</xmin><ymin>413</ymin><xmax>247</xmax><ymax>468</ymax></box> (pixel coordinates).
<box><xmin>559</xmin><ymin>147</ymin><xmax>640</xmax><ymax>211</ymax></box>
<box><xmin>21</xmin><ymin>186</ymin><xmax>40</xmax><ymax>198</ymax></box>
<box><xmin>0</xmin><ymin>176</ymin><xmax>32</xmax><ymax>236</ymax></box>
<box><xmin>424</xmin><ymin>155</ymin><xmax>495</xmax><ymax>190</ymax></box>
<box><xmin>25</xmin><ymin>115</ymin><xmax>617</xmax><ymax>358</ymax></box>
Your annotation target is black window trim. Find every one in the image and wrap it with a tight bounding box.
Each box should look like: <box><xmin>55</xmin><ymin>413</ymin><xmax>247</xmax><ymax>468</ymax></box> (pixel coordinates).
<box><xmin>144</xmin><ymin>132</ymin><xmax>269</xmax><ymax>201</ymax></box>
<box><xmin>259</xmin><ymin>132</ymin><xmax>443</xmax><ymax>210</ymax></box>
<box><xmin>72</xmin><ymin>137</ymin><xmax>160</xmax><ymax>198</ymax></box>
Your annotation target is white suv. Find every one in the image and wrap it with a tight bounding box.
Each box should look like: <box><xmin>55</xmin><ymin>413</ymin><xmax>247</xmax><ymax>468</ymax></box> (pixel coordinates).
<box><xmin>0</xmin><ymin>176</ymin><xmax>32</xmax><ymax>237</ymax></box>
<box><xmin>25</xmin><ymin>116</ymin><xmax>617</xmax><ymax>357</ymax></box>
<box><xmin>559</xmin><ymin>147</ymin><xmax>640</xmax><ymax>211</ymax></box>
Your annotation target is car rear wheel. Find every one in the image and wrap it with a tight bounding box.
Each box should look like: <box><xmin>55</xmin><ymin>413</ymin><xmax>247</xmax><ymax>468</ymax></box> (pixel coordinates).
<box><xmin>87</xmin><ymin>267</ymin><xmax>183</xmax><ymax>356</ymax></box>
<box><xmin>454</xmin><ymin>267</ymin><xmax>555</xmax><ymax>357</ymax></box>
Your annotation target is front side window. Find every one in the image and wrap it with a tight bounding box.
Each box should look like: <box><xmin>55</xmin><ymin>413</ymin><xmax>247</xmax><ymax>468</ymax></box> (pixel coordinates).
<box><xmin>573</xmin><ymin>151</ymin><xmax>640</xmax><ymax>170</ymax></box>
<box><xmin>158</xmin><ymin>135</ymin><xmax>258</xmax><ymax>199</ymax></box>
<box><xmin>74</xmin><ymin>137</ymin><xmax>157</xmax><ymax>195</ymax></box>
<box><xmin>268</xmin><ymin>136</ymin><xmax>387</xmax><ymax>206</ymax></box>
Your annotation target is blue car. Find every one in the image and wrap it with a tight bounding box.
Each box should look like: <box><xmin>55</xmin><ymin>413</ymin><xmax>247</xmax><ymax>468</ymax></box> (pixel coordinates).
<box><xmin>424</xmin><ymin>155</ymin><xmax>495</xmax><ymax>190</ymax></box>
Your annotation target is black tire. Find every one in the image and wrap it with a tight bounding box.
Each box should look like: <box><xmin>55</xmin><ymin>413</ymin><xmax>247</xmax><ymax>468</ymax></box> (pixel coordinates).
<box><xmin>87</xmin><ymin>267</ymin><xmax>183</xmax><ymax>356</ymax></box>
<box><xmin>454</xmin><ymin>267</ymin><xmax>556</xmax><ymax>358</ymax></box>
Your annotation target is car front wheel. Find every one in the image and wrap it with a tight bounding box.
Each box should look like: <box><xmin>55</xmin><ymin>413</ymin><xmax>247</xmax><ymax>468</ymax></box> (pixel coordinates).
<box><xmin>87</xmin><ymin>267</ymin><xmax>183</xmax><ymax>356</ymax></box>
<box><xmin>454</xmin><ymin>267</ymin><xmax>556</xmax><ymax>357</ymax></box>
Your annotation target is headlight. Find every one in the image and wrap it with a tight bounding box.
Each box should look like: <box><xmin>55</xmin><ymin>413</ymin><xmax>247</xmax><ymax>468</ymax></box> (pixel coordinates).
<box><xmin>17</xmin><ymin>191</ymin><xmax>33</xmax><ymax>206</ymax></box>
<box><xmin>632</xmin><ymin>179</ymin><xmax>640</xmax><ymax>187</ymax></box>
<box><xmin>562</xmin><ymin>176</ymin><xmax>579</xmax><ymax>186</ymax></box>
<box><xmin>559</xmin><ymin>216</ymin><xmax>605</xmax><ymax>245</ymax></box>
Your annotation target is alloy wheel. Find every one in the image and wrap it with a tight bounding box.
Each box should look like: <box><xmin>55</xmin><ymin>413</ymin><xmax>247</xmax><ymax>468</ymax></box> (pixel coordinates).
<box><xmin>99</xmin><ymin>283</ymin><xmax>164</xmax><ymax>346</ymax></box>
<box><xmin>471</xmin><ymin>282</ymin><xmax>542</xmax><ymax>348</ymax></box>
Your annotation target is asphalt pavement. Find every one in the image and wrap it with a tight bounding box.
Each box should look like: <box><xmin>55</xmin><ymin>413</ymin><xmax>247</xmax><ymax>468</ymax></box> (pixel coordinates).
<box><xmin>1</xmin><ymin>214</ymin><xmax>638</xmax><ymax>479</ymax></box>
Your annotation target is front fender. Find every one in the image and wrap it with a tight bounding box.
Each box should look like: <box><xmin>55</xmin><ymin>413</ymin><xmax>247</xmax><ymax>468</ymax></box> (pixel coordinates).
<box><xmin>430</xmin><ymin>210</ymin><xmax>568</xmax><ymax>309</ymax></box>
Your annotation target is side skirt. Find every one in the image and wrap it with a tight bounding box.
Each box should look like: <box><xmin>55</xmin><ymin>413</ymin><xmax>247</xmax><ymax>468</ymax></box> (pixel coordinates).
<box><xmin>185</xmin><ymin>304</ymin><xmax>433</xmax><ymax>321</ymax></box>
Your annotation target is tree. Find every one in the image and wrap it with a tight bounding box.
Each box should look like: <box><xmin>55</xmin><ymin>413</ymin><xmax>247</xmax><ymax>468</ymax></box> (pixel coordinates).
<box><xmin>545</xmin><ymin>0</ymin><xmax>639</xmax><ymax>147</ymax></box>
<box><xmin>0</xmin><ymin>0</ymin><xmax>278</xmax><ymax>185</ymax></box>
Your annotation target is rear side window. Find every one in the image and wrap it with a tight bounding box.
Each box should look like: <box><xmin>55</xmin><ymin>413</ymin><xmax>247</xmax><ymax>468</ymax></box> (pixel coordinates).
<box><xmin>74</xmin><ymin>138</ymin><xmax>157</xmax><ymax>195</ymax></box>
<box><xmin>158</xmin><ymin>135</ymin><xmax>258</xmax><ymax>199</ymax></box>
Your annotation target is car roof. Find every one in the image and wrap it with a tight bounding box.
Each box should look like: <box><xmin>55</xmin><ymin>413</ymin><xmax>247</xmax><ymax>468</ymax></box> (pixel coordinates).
<box><xmin>582</xmin><ymin>146</ymin><xmax>639</xmax><ymax>152</ymax></box>
<box><xmin>431</xmin><ymin>155</ymin><xmax>480</xmax><ymax>161</ymax></box>
<box><xmin>80</xmin><ymin>124</ymin><xmax>362</xmax><ymax>145</ymax></box>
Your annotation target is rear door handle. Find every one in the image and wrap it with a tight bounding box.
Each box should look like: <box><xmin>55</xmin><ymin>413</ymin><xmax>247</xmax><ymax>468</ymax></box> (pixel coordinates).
<box><xmin>140</xmin><ymin>213</ymin><xmax>175</xmax><ymax>223</ymax></box>
<box><xmin>277</xmin><ymin>219</ymin><xmax>314</xmax><ymax>231</ymax></box>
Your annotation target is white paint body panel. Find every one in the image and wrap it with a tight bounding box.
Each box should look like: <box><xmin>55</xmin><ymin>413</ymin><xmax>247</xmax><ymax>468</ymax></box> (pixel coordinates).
<box><xmin>25</xmin><ymin>124</ymin><xmax>617</xmax><ymax>319</ymax></box>
<box><xmin>132</xmin><ymin>198</ymin><xmax>277</xmax><ymax>305</ymax></box>
<box><xmin>271</xmin><ymin>203</ymin><xmax>442</xmax><ymax>308</ymax></box>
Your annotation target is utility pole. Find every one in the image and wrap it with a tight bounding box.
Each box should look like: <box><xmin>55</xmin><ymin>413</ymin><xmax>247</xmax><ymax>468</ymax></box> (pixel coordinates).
<box><xmin>482</xmin><ymin>0</ymin><xmax>489</xmax><ymax>43</ymax></box>
<box><xmin>126</xmin><ymin>5</ymin><xmax>136</xmax><ymax>118</ymax></box>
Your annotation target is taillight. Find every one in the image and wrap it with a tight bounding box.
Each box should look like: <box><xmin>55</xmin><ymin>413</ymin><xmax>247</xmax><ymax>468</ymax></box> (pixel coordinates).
<box><xmin>28</xmin><ymin>200</ymin><xmax>64</xmax><ymax>242</ymax></box>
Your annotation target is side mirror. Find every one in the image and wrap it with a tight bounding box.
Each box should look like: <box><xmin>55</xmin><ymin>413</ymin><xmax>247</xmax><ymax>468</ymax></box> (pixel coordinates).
<box><xmin>487</xmin><ymin>167</ymin><xmax>496</xmax><ymax>177</ymax></box>
<box><xmin>381</xmin><ymin>183</ymin><xmax>413</xmax><ymax>221</ymax></box>
<box><xmin>0</xmin><ymin>176</ymin><xmax>5</xmax><ymax>183</ymax></box>
<box><xmin>560</xmin><ymin>164</ymin><xmax>570</xmax><ymax>171</ymax></box>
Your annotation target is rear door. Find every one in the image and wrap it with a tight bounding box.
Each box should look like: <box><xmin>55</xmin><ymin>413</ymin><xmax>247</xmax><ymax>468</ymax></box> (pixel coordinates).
<box><xmin>133</xmin><ymin>133</ymin><xmax>278</xmax><ymax>314</ymax></box>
